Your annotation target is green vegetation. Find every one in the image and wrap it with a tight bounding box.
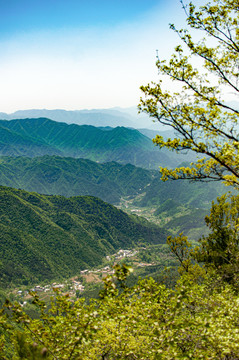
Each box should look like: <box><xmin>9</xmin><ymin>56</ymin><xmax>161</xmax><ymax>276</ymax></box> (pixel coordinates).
<box><xmin>140</xmin><ymin>0</ymin><xmax>239</xmax><ymax>187</ymax></box>
<box><xmin>118</xmin><ymin>173</ymin><xmax>226</xmax><ymax>240</ymax></box>
<box><xmin>0</xmin><ymin>156</ymin><xmax>155</xmax><ymax>204</ymax></box>
<box><xmin>0</xmin><ymin>155</ymin><xmax>226</xmax><ymax>239</ymax></box>
<box><xmin>0</xmin><ymin>118</ymin><xmax>175</xmax><ymax>169</ymax></box>
<box><xmin>0</xmin><ymin>155</ymin><xmax>225</xmax><ymax>208</ymax></box>
<box><xmin>0</xmin><ymin>186</ymin><xmax>168</xmax><ymax>288</ymax></box>
<box><xmin>133</xmin><ymin>172</ymin><xmax>225</xmax><ymax>209</ymax></box>
<box><xmin>195</xmin><ymin>193</ymin><xmax>239</xmax><ymax>288</ymax></box>
<box><xmin>120</xmin><ymin>196</ymin><xmax>209</xmax><ymax>240</ymax></box>
<box><xmin>1</xmin><ymin>262</ymin><xmax>239</xmax><ymax>359</ymax></box>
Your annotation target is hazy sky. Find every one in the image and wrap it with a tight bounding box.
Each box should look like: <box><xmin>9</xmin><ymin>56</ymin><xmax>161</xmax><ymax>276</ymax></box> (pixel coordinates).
<box><xmin>0</xmin><ymin>0</ymin><xmax>187</xmax><ymax>113</ymax></box>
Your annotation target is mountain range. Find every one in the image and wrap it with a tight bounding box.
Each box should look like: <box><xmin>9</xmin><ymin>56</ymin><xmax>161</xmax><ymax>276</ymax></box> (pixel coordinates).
<box><xmin>134</xmin><ymin>174</ymin><xmax>225</xmax><ymax>210</ymax></box>
<box><xmin>1</xmin><ymin>104</ymin><xmax>238</xmax><ymax>129</ymax></box>
<box><xmin>0</xmin><ymin>117</ymin><xmax>191</xmax><ymax>169</ymax></box>
<box><xmin>0</xmin><ymin>107</ymin><xmax>161</xmax><ymax>129</ymax></box>
<box><xmin>0</xmin><ymin>112</ymin><xmax>227</xmax><ymax>289</ymax></box>
<box><xmin>0</xmin><ymin>153</ymin><xmax>226</xmax><ymax>243</ymax></box>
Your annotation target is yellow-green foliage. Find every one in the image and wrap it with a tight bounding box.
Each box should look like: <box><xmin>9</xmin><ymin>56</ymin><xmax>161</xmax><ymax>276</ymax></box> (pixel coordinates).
<box><xmin>1</xmin><ymin>265</ymin><xmax>239</xmax><ymax>359</ymax></box>
<box><xmin>195</xmin><ymin>193</ymin><xmax>239</xmax><ymax>287</ymax></box>
<box><xmin>139</xmin><ymin>0</ymin><xmax>239</xmax><ymax>188</ymax></box>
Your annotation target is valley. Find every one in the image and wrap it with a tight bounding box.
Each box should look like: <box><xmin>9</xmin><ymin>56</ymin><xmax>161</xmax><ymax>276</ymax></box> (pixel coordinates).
<box><xmin>0</xmin><ymin>117</ymin><xmax>226</xmax><ymax>298</ymax></box>
<box><xmin>118</xmin><ymin>194</ymin><xmax>209</xmax><ymax>240</ymax></box>
<box><xmin>0</xmin><ymin>185</ymin><xmax>169</xmax><ymax>289</ymax></box>
<box><xmin>0</xmin><ymin>102</ymin><xmax>237</xmax><ymax>360</ymax></box>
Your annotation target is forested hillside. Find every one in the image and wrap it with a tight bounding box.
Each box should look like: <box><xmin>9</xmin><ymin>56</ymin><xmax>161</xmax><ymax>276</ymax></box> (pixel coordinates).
<box><xmin>134</xmin><ymin>173</ymin><xmax>225</xmax><ymax>210</ymax></box>
<box><xmin>0</xmin><ymin>118</ymin><xmax>173</xmax><ymax>169</ymax></box>
<box><xmin>0</xmin><ymin>186</ymin><xmax>168</xmax><ymax>288</ymax></box>
<box><xmin>0</xmin><ymin>155</ymin><xmax>226</xmax><ymax>240</ymax></box>
<box><xmin>0</xmin><ymin>155</ymin><xmax>225</xmax><ymax>209</ymax></box>
<box><xmin>0</xmin><ymin>156</ymin><xmax>155</xmax><ymax>204</ymax></box>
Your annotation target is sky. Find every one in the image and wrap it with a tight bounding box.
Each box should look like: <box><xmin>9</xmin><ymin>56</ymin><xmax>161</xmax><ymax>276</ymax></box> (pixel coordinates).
<box><xmin>0</xmin><ymin>0</ymin><xmax>189</xmax><ymax>113</ymax></box>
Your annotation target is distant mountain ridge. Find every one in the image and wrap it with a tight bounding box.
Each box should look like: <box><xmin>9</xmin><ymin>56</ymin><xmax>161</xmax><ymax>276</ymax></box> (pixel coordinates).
<box><xmin>0</xmin><ymin>109</ymin><xmax>134</xmax><ymax>127</ymax></box>
<box><xmin>0</xmin><ymin>117</ymin><xmax>179</xmax><ymax>169</ymax></box>
<box><xmin>0</xmin><ymin>107</ymin><xmax>161</xmax><ymax>129</ymax></box>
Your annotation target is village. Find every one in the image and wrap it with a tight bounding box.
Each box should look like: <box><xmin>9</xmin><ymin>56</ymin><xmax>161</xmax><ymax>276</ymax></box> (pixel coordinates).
<box><xmin>14</xmin><ymin>248</ymin><xmax>156</xmax><ymax>305</ymax></box>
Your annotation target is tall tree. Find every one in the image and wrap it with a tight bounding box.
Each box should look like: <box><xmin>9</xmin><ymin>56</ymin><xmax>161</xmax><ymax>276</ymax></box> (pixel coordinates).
<box><xmin>139</xmin><ymin>0</ymin><xmax>239</xmax><ymax>188</ymax></box>
<box><xmin>195</xmin><ymin>193</ymin><xmax>239</xmax><ymax>287</ymax></box>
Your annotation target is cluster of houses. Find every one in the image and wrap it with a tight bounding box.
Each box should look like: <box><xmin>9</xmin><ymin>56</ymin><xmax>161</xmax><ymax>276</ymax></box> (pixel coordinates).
<box><xmin>16</xmin><ymin>249</ymin><xmax>148</xmax><ymax>304</ymax></box>
<box><xmin>80</xmin><ymin>265</ymin><xmax>112</xmax><ymax>275</ymax></box>
<box><xmin>17</xmin><ymin>280</ymin><xmax>85</xmax><ymax>299</ymax></box>
<box><xmin>31</xmin><ymin>281</ymin><xmax>85</xmax><ymax>293</ymax></box>
<box><xmin>79</xmin><ymin>249</ymin><xmax>138</xmax><ymax>276</ymax></box>
<box><xmin>106</xmin><ymin>249</ymin><xmax>138</xmax><ymax>261</ymax></box>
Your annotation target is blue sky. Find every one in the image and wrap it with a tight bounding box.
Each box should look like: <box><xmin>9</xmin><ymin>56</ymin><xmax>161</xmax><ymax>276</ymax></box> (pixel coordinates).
<box><xmin>0</xmin><ymin>0</ymin><xmax>185</xmax><ymax>113</ymax></box>
<box><xmin>0</xmin><ymin>1</ymin><xmax>166</xmax><ymax>35</ymax></box>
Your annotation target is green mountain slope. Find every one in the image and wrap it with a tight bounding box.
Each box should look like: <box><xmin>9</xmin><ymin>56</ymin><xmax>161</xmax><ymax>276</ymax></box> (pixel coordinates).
<box><xmin>0</xmin><ymin>186</ymin><xmax>168</xmax><ymax>287</ymax></box>
<box><xmin>128</xmin><ymin>174</ymin><xmax>227</xmax><ymax>240</ymax></box>
<box><xmin>0</xmin><ymin>118</ymin><xmax>177</xmax><ymax>169</ymax></box>
<box><xmin>134</xmin><ymin>173</ymin><xmax>225</xmax><ymax>210</ymax></box>
<box><xmin>0</xmin><ymin>126</ymin><xmax>62</xmax><ymax>157</ymax></box>
<box><xmin>0</xmin><ymin>155</ymin><xmax>224</xmax><ymax>210</ymax></box>
<box><xmin>0</xmin><ymin>154</ymin><xmax>226</xmax><ymax>240</ymax></box>
<box><xmin>0</xmin><ymin>156</ymin><xmax>155</xmax><ymax>204</ymax></box>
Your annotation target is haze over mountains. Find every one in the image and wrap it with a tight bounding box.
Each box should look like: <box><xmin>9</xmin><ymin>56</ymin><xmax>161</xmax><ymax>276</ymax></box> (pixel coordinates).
<box><xmin>0</xmin><ymin>107</ymin><xmax>162</xmax><ymax>129</ymax></box>
<box><xmin>1</xmin><ymin>103</ymin><xmax>238</xmax><ymax>128</ymax></box>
